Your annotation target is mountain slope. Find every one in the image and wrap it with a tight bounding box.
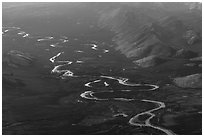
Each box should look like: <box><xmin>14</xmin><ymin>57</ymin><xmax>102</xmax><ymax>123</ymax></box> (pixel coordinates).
<box><xmin>96</xmin><ymin>3</ymin><xmax>202</xmax><ymax>67</ymax></box>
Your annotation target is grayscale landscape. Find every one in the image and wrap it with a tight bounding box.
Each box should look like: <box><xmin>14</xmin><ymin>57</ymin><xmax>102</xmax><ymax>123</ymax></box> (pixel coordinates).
<box><xmin>2</xmin><ymin>2</ymin><xmax>202</xmax><ymax>135</ymax></box>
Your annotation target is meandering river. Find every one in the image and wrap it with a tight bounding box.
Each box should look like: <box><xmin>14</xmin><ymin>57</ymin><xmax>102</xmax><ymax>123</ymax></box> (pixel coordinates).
<box><xmin>3</xmin><ymin>26</ymin><xmax>175</xmax><ymax>135</ymax></box>
<box><xmin>49</xmin><ymin>51</ymin><xmax>175</xmax><ymax>135</ymax></box>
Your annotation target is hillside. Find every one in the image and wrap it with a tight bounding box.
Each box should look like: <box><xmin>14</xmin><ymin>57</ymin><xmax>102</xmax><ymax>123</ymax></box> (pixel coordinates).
<box><xmin>96</xmin><ymin>3</ymin><xmax>202</xmax><ymax>67</ymax></box>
